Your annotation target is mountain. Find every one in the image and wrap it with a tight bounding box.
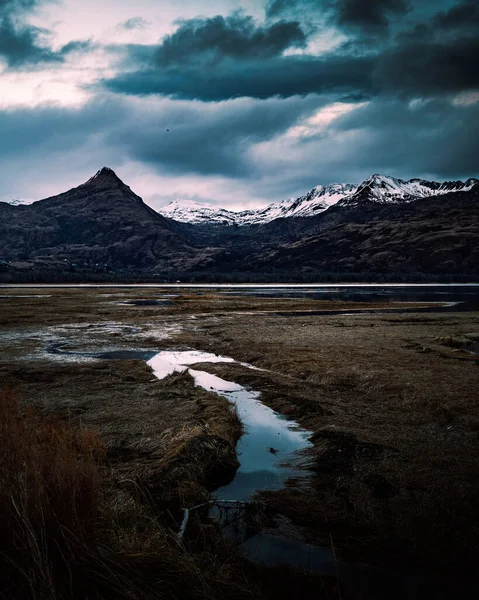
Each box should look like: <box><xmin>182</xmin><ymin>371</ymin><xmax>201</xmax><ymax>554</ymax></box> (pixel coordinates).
<box><xmin>159</xmin><ymin>183</ymin><xmax>357</xmax><ymax>226</ymax></box>
<box><xmin>0</xmin><ymin>167</ymin><xmax>207</xmax><ymax>274</ymax></box>
<box><xmin>244</xmin><ymin>184</ymin><xmax>479</xmax><ymax>277</ymax></box>
<box><xmin>160</xmin><ymin>199</ymin><xmax>240</xmax><ymax>226</ymax></box>
<box><xmin>337</xmin><ymin>174</ymin><xmax>478</xmax><ymax>207</ymax></box>
<box><xmin>159</xmin><ymin>175</ymin><xmax>477</xmax><ymax>225</ymax></box>
<box><xmin>1</xmin><ymin>168</ymin><xmax>477</xmax><ymax>282</ymax></box>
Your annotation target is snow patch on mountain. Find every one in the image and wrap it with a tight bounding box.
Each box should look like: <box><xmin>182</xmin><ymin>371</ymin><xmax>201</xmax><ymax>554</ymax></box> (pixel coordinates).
<box><xmin>160</xmin><ymin>199</ymin><xmax>241</xmax><ymax>225</ymax></box>
<box><xmin>6</xmin><ymin>198</ymin><xmax>30</xmax><ymax>206</ymax></box>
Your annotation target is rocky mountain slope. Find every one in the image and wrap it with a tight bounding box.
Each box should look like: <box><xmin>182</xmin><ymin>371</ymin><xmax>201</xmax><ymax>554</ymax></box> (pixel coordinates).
<box><xmin>0</xmin><ymin>168</ymin><xmax>212</xmax><ymax>273</ymax></box>
<box><xmin>242</xmin><ymin>186</ymin><xmax>479</xmax><ymax>277</ymax></box>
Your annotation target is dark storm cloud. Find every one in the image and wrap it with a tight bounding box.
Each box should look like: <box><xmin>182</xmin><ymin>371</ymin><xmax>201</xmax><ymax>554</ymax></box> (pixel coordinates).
<box><xmin>374</xmin><ymin>36</ymin><xmax>479</xmax><ymax>96</ymax></box>
<box><xmin>0</xmin><ymin>0</ymin><xmax>58</xmax><ymax>66</ymax></box>
<box><xmin>335</xmin><ymin>0</ymin><xmax>410</xmax><ymax>32</ymax></box>
<box><xmin>0</xmin><ymin>0</ymin><xmax>93</xmax><ymax>66</ymax></box>
<box><xmin>329</xmin><ymin>97</ymin><xmax>479</xmax><ymax>178</ymax></box>
<box><xmin>266</xmin><ymin>0</ymin><xmax>410</xmax><ymax>31</ymax></box>
<box><xmin>433</xmin><ymin>0</ymin><xmax>478</xmax><ymax>30</ymax></box>
<box><xmin>373</xmin><ymin>0</ymin><xmax>479</xmax><ymax>95</ymax></box>
<box><xmin>0</xmin><ymin>93</ymin><xmax>326</xmax><ymax>180</ymax></box>
<box><xmin>104</xmin><ymin>53</ymin><xmax>373</xmax><ymax>101</ymax></box>
<box><xmin>265</xmin><ymin>0</ymin><xmax>319</xmax><ymax>19</ymax></box>
<box><xmin>155</xmin><ymin>14</ymin><xmax>307</xmax><ymax>65</ymax></box>
<box><xmin>103</xmin><ymin>12</ymin><xmax>373</xmax><ymax>101</ymax></box>
<box><xmin>102</xmin><ymin>1</ymin><xmax>478</xmax><ymax>102</ymax></box>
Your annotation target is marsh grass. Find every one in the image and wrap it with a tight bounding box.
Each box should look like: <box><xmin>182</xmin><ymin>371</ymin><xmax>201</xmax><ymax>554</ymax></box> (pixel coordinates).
<box><xmin>0</xmin><ymin>388</ymin><xmax>107</xmax><ymax>598</ymax></box>
<box><xmin>0</xmin><ymin>388</ymin><xmax>336</xmax><ymax>600</ymax></box>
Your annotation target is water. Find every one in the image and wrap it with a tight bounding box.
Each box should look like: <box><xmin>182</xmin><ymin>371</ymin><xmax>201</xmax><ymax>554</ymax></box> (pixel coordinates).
<box><xmin>3</xmin><ymin>283</ymin><xmax>478</xmax><ymax>310</ymax></box>
<box><xmin>146</xmin><ymin>350</ymin><xmax>313</xmax><ymax>501</ymax></box>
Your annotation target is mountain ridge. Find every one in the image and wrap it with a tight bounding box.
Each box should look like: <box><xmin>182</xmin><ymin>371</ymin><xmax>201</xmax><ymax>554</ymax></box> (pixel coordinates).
<box><xmin>158</xmin><ymin>174</ymin><xmax>478</xmax><ymax>226</ymax></box>
<box><xmin>1</xmin><ymin>167</ymin><xmax>477</xmax><ymax>281</ymax></box>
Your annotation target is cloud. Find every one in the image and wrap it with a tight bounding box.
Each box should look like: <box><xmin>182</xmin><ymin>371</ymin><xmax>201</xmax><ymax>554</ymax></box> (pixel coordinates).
<box><xmin>0</xmin><ymin>92</ymin><xmax>324</xmax><ymax>181</ymax></box>
<box><xmin>104</xmin><ymin>47</ymin><xmax>373</xmax><ymax>101</ymax></box>
<box><xmin>266</xmin><ymin>0</ymin><xmax>410</xmax><ymax>32</ymax></box>
<box><xmin>335</xmin><ymin>0</ymin><xmax>410</xmax><ymax>32</ymax></box>
<box><xmin>0</xmin><ymin>0</ymin><xmax>57</xmax><ymax>66</ymax></box>
<box><xmin>120</xmin><ymin>16</ymin><xmax>149</xmax><ymax>30</ymax></box>
<box><xmin>154</xmin><ymin>13</ymin><xmax>307</xmax><ymax>65</ymax></box>
<box><xmin>0</xmin><ymin>0</ymin><xmax>93</xmax><ymax>67</ymax></box>
<box><xmin>372</xmin><ymin>0</ymin><xmax>479</xmax><ymax>96</ymax></box>
<box><xmin>105</xmin><ymin>94</ymin><xmax>325</xmax><ymax>177</ymax></box>
<box><xmin>374</xmin><ymin>36</ymin><xmax>479</xmax><ymax>97</ymax></box>
<box><xmin>433</xmin><ymin>0</ymin><xmax>478</xmax><ymax>31</ymax></box>
<box><xmin>101</xmin><ymin>2</ymin><xmax>478</xmax><ymax>102</ymax></box>
<box><xmin>331</xmin><ymin>96</ymin><xmax>479</xmax><ymax>177</ymax></box>
<box><xmin>265</xmin><ymin>0</ymin><xmax>319</xmax><ymax>20</ymax></box>
<box><xmin>59</xmin><ymin>39</ymin><xmax>94</xmax><ymax>56</ymax></box>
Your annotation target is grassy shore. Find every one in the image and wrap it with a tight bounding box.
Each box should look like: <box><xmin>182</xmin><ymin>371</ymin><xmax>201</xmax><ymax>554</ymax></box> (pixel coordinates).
<box><xmin>1</xmin><ymin>287</ymin><xmax>478</xmax><ymax>597</ymax></box>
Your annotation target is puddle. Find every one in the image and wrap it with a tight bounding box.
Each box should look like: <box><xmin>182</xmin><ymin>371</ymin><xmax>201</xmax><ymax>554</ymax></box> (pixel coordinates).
<box><xmin>1</xmin><ymin>321</ymin><xmax>183</xmax><ymax>363</ymax></box>
<box><xmin>466</xmin><ymin>342</ymin><xmax>479</xmax><ymax>355</ymax></box>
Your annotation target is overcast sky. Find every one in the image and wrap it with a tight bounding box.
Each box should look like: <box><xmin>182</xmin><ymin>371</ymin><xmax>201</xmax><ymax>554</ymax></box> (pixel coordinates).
<box><xmin>0</xmin><ymin>0</ymin><xmax>477</xmax><ymax>210</ymax></box>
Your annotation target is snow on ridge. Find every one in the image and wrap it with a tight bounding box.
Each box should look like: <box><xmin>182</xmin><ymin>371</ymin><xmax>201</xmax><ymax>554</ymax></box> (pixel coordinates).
<box><xmin>158</xmin><ymin>175</ymin><xmax>478</xmax><ymax>225</ymax></box>
<box><xmin>159</xmin><ymin>182</ymin><xmax>358</xmax><ymax>226</ymax></box>
<box><xmin>6</xmin><ymin>198</ymin><xmax>31</xmax><ymax>206</ymax></box>
<box><xmin>338</xmin><ymin>174</ymin><xmax>478</xmax><ymax>207</ymax></box>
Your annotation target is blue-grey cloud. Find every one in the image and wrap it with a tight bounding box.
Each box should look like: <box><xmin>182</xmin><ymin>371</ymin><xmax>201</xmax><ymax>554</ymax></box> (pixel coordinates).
<box><xmin>0</xmin><ymin>0</ymin><xmax>94</xmax><ymax>66</ymax></box>
<box><xmin>103</xmin><ymin>53</ymin><xmax>373</xmax><ymax>101</ymax></box>
<box><xmin>335</xmin><ymin>0</ymin><xmax>410</xmax><ymax>32</ymax></box>
<box><xmin>101</xmin><ymin>2</ymin><xmax>478</xmax><ymax>102</ymax></box>
<box><xmin>0</xmin><ymin>0</ymin><xmax>59</xmax><ymax>66</ymax></box>
<box><xmin>266</xmin><ymin>0</ymin><xmax>410</xmax><ymax>32</ymax></box>
<box><xmin>119</xmin><ymin>16</ymin><xmax>149</xmax><ymax>30</ymax></box>
<box><xmin>0</xmin><ymin>92</ymin><xmax>476</xmax><ymax>206</ymax></box>
<box><xmin>0</xmin><ymin>93</ymin><xmax>324</xmax><ymax>180</ymax></box>
<box><xmin>154</xmin><ymin>13</ymin><xmax>307</xmax><ymax>65</ymax></box>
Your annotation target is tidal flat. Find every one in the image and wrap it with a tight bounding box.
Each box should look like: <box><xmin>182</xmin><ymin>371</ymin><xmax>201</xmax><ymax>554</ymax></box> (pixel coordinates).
<box><xmin>1</xmin><ymin>286</ymin><xmax>478</xmax><ymax>599</ymax></box>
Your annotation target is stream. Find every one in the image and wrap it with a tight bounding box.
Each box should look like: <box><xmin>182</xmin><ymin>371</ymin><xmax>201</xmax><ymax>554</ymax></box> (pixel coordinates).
<box><xmin>146</xmin><ymin>350</ymin><xmax>313</xmax><ymax>501</ymax></box>
<box><xmin>39</xmin><ymin>331</ymin><xmax>469</xmax><ymax>597</ymax></box>
<box><xmin>146</xmin><ymin>350</ymin><xmax>458</xmax><ymax>599</ymax></box>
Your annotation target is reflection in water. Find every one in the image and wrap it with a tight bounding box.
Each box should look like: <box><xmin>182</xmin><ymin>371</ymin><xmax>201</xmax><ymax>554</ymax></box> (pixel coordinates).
<box><xmin>147</xmin><ymin>351</ymin><xmax>312</xmax><ymax>501</ymax></box>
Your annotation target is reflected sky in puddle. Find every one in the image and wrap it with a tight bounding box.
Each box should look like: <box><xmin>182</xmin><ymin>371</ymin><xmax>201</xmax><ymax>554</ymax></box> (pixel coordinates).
<box><xmin>147</xmin><ymin>350</ymin><xmax>312</xmax><ymax>501</ymax></box>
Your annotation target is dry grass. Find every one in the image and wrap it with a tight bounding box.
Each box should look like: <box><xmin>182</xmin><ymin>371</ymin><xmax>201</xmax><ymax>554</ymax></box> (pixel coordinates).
<box><xmin>0</xmin><ymin>388</ymin><xmax>336</xmax><ymax>600</ymax></box>
<box><xmin>0</xmin><ymin>388</ymin><xmax>106</xmax><ymax>598</ymax></box>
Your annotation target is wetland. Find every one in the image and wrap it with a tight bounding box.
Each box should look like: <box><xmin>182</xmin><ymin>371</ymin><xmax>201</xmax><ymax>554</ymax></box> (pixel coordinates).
<box><xmin>1</xmin><ymin>284</ymin><xmax>478</xmax><ymax>599</ymax></box>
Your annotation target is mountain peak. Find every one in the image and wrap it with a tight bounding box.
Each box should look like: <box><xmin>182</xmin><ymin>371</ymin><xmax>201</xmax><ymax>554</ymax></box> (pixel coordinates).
<box><xmin>84</xmin><ymin>166</ymin><xmax>125</xmax><ymax>189</ymax></box>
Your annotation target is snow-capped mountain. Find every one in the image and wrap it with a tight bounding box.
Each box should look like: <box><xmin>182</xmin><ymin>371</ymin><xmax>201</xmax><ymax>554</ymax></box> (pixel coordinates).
<box><xmin>337</xmin><ymin>174</ymin><xmax>478</xmax><ymax>207</ymax></box>
<box><xmin>159</xmin><ymin>183</ymin><xmax>357</xmax><ymax>226</ymax></box>
<box><xmin>159</xmin><ymin>175</ymin><xmax>478</xmax><ymax>226</ymax></box>
<box><xmin>160</xmin><ymin>199</ymin><xmax>241</xmax><ymax>225</ymax></box>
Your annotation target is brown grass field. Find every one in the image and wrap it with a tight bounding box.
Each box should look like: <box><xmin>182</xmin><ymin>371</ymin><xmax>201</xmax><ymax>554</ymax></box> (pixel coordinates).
<box><xmin>0</xmin><ymin>286</ymin><xmax>478</xmax><ymax>598</ymax></box>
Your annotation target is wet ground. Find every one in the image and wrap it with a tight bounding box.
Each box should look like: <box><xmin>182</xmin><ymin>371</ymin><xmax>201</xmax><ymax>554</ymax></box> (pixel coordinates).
<box><xmin>1</xmin><ymin>285</ymin><xmax>478</xmax><ymax>598</ymax></box>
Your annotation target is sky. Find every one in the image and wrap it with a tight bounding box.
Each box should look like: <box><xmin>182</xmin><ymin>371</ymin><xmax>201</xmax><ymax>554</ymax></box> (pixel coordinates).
<box><xmin>0</xmin><ymin>0</ymin><xmax>477</xmax><ymax>210</ymax></box>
